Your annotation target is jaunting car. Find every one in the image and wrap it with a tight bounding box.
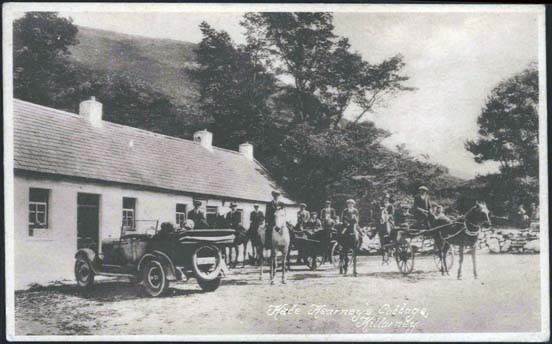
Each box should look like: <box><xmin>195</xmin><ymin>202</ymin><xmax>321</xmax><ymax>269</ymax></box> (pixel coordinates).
<box><xmin>74</xmin><ymin>220</ymin><xmax>235</xmax><ymax>297</ymax></box>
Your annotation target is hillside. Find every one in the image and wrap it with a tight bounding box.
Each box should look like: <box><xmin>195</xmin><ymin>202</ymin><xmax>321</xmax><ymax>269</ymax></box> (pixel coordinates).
<box><xmin>69</xmin><ymin>26</ymin><xmax>199</xmax><ymax>106</ymax></box>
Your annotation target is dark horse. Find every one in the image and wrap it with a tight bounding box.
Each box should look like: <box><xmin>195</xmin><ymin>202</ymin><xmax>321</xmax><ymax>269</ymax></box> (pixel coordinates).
<box><xmin>226</xmin><ymin>226</ymin><xmax>251</xmax><ymax>268</ymax></box>
<box><xmin>434</xmin><ymin>201</ymin><xmax>491</xmax><ymax>279</ymax></box>
<box><xmin>336</xmin><ymin>222</ymin><xmax>362</xmax><ymax>276</ymax></box>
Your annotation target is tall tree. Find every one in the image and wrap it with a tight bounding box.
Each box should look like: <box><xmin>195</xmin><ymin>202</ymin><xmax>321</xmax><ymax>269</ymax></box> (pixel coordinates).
<box><xmin>190</xmin><ymin>22</ymin><xmax>282</xmax><ymax>156</ymax></box>
<box><xmin>465</xmin><ymin>65</ymin><xmax>539</xmax><ymax>210</ymax></box>
<box><xmin>466</xmin><ymin>65</ymin><xmax>539</xmax><ymax>178</ymax></box>
<box><xmin>13</xmin><ymin>12</ymin><xmax>79</xmax><ymax>105</ymax></box>
<box><xmin>241</xmin><ymin>12</ymin><xmax>412</xmax><ymax>129</ymax></box>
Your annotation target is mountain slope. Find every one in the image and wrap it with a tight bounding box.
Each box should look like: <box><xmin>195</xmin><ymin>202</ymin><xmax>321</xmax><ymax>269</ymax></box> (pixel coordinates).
<box><xmin>69</xmin><ymin>26</ymin><xmax>199</xmax><ymax>106</ymax></box>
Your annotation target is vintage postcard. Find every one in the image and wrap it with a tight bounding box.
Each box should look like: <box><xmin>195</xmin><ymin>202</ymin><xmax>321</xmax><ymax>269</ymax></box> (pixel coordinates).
<box><xmin>3</xmin><ymin>3</ymin><xmax>549</xmax><ymax>342</ymax></box>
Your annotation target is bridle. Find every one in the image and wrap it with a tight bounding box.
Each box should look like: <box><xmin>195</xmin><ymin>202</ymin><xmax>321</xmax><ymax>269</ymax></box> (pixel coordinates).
<box><xmin>439</xmin><ymin>205</ymin><xmax>491</xmax><ymax>241</ymax></box>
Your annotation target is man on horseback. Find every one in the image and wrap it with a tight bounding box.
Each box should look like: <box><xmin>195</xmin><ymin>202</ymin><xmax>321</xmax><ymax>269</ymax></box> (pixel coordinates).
<box><xmin>341</xmin><ymin>199</ymin><xmax>360</xmax><ymax>235</ymax></box>
<box><xmin>226</xmin><ymin>203</ymin><xmax>244</xmax><ymax>231</ymax></box>
<box><xmin>413</xmin><ymin>186</ymin><xmax>434</xmax><ymax>230</ymax></box>
<box><xmin>265</xmin><ymin>191</ymin><xmax>281</xmax><ymax>248</ymax></box>
<box><xmin>296</xmin><ymin>203</ymin><xmax>310</xmax><ymax>231</ymax></box>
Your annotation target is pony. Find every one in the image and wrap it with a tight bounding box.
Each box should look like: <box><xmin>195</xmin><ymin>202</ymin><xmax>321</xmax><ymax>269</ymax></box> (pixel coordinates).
<box><xmin>434</xmin><ymin>201</ymin><xmax>491</xmax><ymax>279</ymax></box>
<box><xmin>336</xmin><ymin>222</ymin><xmax>362</xmax><ymax>276</ymax></box>
<box><xmin>257</xmin><ymin>206</ymin><xmax>291</xmax><ymax>284</ymax></box>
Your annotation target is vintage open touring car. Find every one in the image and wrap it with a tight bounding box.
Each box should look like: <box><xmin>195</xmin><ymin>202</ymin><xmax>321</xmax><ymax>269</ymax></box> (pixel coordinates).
<box><xmin>74</xmin><ymin>220</ymin><xmax>235</xmax><ymax>297</ymax></box>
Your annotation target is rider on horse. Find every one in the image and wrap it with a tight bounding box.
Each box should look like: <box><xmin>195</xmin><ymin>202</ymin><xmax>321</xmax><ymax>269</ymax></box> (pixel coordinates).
<box><xmin>265</xmin><ymin>191</ymin><xmax>281</xmax><ymax>248</ymax></box>
<box><xmin>341</xmin><ymin>199</ymin><xmax>361</xmax><ymax>236</ymax></box>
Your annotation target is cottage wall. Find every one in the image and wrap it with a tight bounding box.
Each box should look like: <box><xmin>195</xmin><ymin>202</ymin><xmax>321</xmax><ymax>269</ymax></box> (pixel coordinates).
<box><xmin>14</xmin><ymin>173</ymin><xmax>298</xmax><ymax>289</ymax></box>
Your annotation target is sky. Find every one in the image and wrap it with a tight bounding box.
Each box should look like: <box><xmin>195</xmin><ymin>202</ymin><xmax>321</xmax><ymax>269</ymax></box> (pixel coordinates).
<box><xmin>53</xmin><ymin>9</ymin><xmax>540</xmax><ymax>179</ymax></box>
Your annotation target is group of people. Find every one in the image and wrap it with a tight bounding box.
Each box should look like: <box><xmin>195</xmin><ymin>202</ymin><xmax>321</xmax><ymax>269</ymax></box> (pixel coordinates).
<box><xmin>183</xmin><ymin>185</ymin><xmax>457</xmax><ymax>247</ymax></box>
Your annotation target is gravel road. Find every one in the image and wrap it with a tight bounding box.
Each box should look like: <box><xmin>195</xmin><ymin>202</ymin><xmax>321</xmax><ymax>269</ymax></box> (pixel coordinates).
<box><xmin>14</xmin><ymin>253</ymin><xmax>542</xmax><ymax>336</ymax></box>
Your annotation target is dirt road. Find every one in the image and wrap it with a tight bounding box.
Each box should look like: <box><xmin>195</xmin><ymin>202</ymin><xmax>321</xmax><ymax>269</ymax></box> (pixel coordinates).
<box><xmin>15</xmin><ymin>253</ymin><xmax>541</xmax><ymax>335</ymax></box>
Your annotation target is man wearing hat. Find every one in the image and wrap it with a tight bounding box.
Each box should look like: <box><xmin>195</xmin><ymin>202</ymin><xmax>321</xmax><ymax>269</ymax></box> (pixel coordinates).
<box><xmin>265</xmin><ymin>191</ymin><xmax>281</xmax><ymax>247</ymax></box>
<box><xmin>296</xmin><ymin>203</ymin><xmax>310</xmax><ymax>231</ymax></box>
<box><xmin>226</xmin><ymin>202</ymin><xmax>243</xmax><ymax>230</ymax></box>
<box><xmin>249</xmin><ymin>204</ymin><xmax>265</xmax><ymax>232</ymax></box>
<box><xmin>188</xmin><ymin>200</ymin><xmax>209</xmax><ymax>229</ymax></box>
<box><xmin>413</xmin><ymin>186</ymin><xmax>433</xmax><ymax>229</ymax></box>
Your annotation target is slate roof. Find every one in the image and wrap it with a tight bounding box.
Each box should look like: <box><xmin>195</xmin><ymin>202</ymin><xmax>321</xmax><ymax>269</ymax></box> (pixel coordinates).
<box><xmin>13</xmin><ymin>99</ymin><xmax>295</xmax><ymax>204</ymax></box>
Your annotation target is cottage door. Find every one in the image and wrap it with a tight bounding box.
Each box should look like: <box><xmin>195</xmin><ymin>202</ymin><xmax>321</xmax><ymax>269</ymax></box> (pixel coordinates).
<box><xmin>77</xmin><ymin>193</ymin><xmax>100</xmax><ymax>251</ymax></box>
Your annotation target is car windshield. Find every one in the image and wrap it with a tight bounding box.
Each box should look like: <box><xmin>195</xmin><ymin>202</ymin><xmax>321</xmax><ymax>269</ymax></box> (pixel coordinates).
<box><xmin>122</xmin><ymin>220</ymin><xmax>158</xmax><ymax>236</ymax></box>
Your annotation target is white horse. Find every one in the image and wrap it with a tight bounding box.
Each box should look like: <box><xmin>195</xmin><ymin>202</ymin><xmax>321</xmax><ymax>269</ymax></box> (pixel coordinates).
<box><xmin>257</xmin><ymin>207</ymin><xmax>290</xmax><ymax>284</ymax></box>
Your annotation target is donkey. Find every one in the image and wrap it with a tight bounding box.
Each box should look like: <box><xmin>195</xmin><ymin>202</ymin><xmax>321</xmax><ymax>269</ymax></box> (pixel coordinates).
<box><xmin>435</xmin><ymin>201</ymin><xmax>492</xmax><ymax>279</ymax></box>
<box><xmin>257</xmin><ymin>206</ymin><xmax>291</xmax><ymax>284</ymax></box>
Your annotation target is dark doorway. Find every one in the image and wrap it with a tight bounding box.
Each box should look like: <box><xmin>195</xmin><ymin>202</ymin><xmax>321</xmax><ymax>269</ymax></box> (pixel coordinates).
<box><xmin>77</xmin><ymin>193</ymin><xmax>100</xmax><ymax>250</ymax></box>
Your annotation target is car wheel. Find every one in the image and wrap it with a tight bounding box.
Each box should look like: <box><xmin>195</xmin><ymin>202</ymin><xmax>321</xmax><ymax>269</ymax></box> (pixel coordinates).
<box><xmin>192</xmin><ymin>245</ymin><xmax>223</xmax><ymax>281</ymax></box>
<box><xmin>197</xmin><ymin>275</ymin><xmax>222</xmax><ymax>292</ymax></box>
<box><xmin>75</xmin><ymin>257</ymin><xmax>95</xmax><ymax>288</ymax></box>
<box><xmin>141</xmin><ymin>259</ymin><xmax>168</xmax><ymax>297</ymax></box>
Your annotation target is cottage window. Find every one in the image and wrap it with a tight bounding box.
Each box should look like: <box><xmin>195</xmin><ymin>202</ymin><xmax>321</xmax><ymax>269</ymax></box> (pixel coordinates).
<box><xmin>122</xmin><ymin>197</ymin><xmax>136</xmax><ymax>230</ymax></box>
<box><xmin>29</xmin><ymin>188</ymin><xmax>49</xmax><ymax>237</ymax></box>
<box><xmin>176</xmin><ymin>203</ymin><xmax>187</xmax><ymax>227</ymax></box>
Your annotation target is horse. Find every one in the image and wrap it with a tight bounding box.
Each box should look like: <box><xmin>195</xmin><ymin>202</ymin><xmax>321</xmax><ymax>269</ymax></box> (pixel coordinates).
<box><xmin>257</xmin><ymin>207</ymin><xmax>291</xmax><ymax>284</ymax></box>
<box><xmin>336</xmin><ymin>222</ymin><xmax>362</xmax><ymax>276</ymax></box>
<box><xmin>434</xmin><ymin>201</ymin><xmax>491</xmax><ymax>279</ymax></box>
<box><xmin>226</xmin><ymin>226</ymin><xmax>251</xmax><ymax>268</ymax></box>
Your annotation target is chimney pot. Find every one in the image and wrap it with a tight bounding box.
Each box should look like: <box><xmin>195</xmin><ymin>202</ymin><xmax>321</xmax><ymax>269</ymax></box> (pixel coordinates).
<box><xmin>239</xmin><ymin>142</ymin><xmax>254</xmax><ymax>161</ymax></box>
<box><xmin>79</xmin><ymin>97</ymin><xmax>103</xmax><ymax>128</ymax></box>
<box><xmin>193</xmin><ymin>129</ymin><xmax>213</xmax><ymax>151</ymax></box>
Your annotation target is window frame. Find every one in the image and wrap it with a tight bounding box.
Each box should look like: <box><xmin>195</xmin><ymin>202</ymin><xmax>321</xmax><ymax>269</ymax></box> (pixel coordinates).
<box><xmin>28</xmin><ymin>188</ymin><xmax>50</xmax><ymax>239</ymax></box>
<box><xmin>122</xmin><ymin>197</ymin><xmax>136</xmax><ymax>231</ymax></box>
<box><xmin>176</xmin><ymin>203</ymin><xmax>188</xmax><ymax>227</ymax></box>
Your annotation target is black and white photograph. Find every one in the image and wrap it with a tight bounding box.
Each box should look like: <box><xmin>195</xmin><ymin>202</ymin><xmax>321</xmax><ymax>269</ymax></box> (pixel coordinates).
<box><xmin>2</xmin><ymin>3</ymin><xmax>549</xmax><ymax>341</ymax></box>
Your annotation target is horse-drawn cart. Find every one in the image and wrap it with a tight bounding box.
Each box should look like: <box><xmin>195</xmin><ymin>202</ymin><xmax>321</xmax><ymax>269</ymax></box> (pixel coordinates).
<box><xmin>291</xmin><ymin>229</ymin><xmax>340</xmax><ymax>271</ymax></box>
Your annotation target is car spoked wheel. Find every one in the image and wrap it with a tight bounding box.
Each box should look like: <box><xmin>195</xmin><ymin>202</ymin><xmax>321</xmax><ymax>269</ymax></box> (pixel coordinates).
<box><xmin>75</xmin><ymin>257</ymin><xmax>95</xmax><ymax>288</ymax></box>
<box><xmin>192</xmin><ymin>245</ymin><xmax>223</xmax><ymax>282</ymax></box>
<box><xmin>141</xmin><ymin>260</ymin><xmax>167</xmax><ymax>297</ymax></box>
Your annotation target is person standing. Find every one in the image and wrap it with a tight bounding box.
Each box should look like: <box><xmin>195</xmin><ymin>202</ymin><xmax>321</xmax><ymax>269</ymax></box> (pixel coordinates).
<box><xmin>249</xmin><ymin>204</ymin><xmax>265</xmax><ymax>231</ymax></box>
<box><xmin>296</xmin><ymin>203</ymin><xmax>310</xmax><ymax>230</ymax></box>
<box><xmin>320</xmin><ymin>200</ymin><xmax>337</xmax><ymax>225</ymax></box>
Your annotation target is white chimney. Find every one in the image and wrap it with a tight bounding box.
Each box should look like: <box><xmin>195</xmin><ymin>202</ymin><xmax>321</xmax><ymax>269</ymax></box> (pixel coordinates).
<box><xmin>193</xmin><ymin>129</ymin><xmax>213</xmax><ymax>151</ymax></box>
<box><xmin>79</xmin><ymin>96</ymin><xmax>103</xmax><ymax>128</ymax></box>
<box><xmin>239</xmin><ymin>142</ymin><xmax>254</xmax><ymax>161</ymax></box>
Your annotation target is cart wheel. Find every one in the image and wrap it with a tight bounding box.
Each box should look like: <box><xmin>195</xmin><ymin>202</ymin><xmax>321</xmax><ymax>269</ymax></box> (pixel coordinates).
<box><xmin>141</xmin><ymin>259</ymin><xmax>168</xmax><ymax>297</ymax></box>
<box><xmin>306</xmin><ymin>255</ymin><xmax>323</xmax><ymax>271</ymax></box>
<box><xmin>433</xmin><ymin>248</ymin><xmax>454</xmax><ymax>271</ymax></box>
<box><xmin>192</xmin><ymin>245</ymin><xmax>223</xmax><ymax>282</ymax></box>
<box><xmin>75</xmin><ymin>257</ymin><xmax>95</xmax><ymax>288</ymax></box>
<box><xmin>395</xmin><ymin>241</ymin><xmax>415</xmax><ymax>275</ymax></box>
<box><xmin>198</xmin><ymin>275</ymin><xmax>222</xmax><ymax>292</ymax></box>
<box><xmin>330</xmin><ymin>242</ymin><xmax>341</xmax><ymax>268</ymax></box>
